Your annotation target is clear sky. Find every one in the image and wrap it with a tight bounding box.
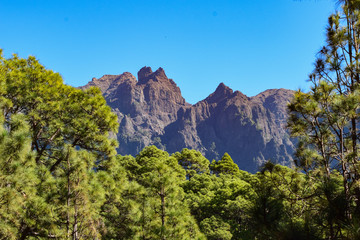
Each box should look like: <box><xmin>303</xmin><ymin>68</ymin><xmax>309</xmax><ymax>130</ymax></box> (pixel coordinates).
<box><xmin>0</xmin><ymin>0</ymin><xmax>336</xmax><ymax>104</ymax></box>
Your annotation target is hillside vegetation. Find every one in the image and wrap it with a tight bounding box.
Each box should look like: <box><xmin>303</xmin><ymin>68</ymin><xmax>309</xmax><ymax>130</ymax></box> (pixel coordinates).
<box><xmin>2</xmin><ymin>0</ymin><xmax>360</xmax><ymax>239</ymax></box>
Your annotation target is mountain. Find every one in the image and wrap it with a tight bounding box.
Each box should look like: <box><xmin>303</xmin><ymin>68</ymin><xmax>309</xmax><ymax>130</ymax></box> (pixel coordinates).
<box><xmin>80</xmin><ymin>67</ymin><xmax>295</xmax><ymax>172</ymax></box>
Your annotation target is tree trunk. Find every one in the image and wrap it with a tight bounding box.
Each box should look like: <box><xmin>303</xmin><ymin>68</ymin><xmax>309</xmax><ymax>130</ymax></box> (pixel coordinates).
<box><xmin>160</xmin><ymin>185</ymin><xmax>166</xmax><ymax>240</ymax></box>
<box><xmin>67</xmin><ymin>152</ymin><xmax>71</xmax><ymax>239</ymax></box>
<box><xmin>73</xmin><ymin>198</ymin><xmax>79</xmax><ymax>240</ymax></box>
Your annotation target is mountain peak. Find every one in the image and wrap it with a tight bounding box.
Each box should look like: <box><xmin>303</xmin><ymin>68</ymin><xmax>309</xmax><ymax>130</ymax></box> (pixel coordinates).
<box><xmin>204</xmin><ymin>82</ymin><xmax>233</xmax><ymax>104</ymax></box>
<box><xmin>154</xmin><ymin>67</ymin><xmax>167</xmax><ymax>79</ymax></box>
<box><xmin>79</xmin><ymin>69</ymin><xmax>296</xmax><ymax>172</ymax></box>
<box><xmin>80</xmin><ymin>73</ymin><xmax>137</xmax><ymax>92</ymax></box>
<box><xmin>215</xmin><ymin>82</ymin><xmax>232</xmax><ymax>93</ymax></box>
<box><xmin>137</xmin><ymin>66</ymin><xmax>169</xmax><ymax>84</ymax></box>
<box><xmin>138</xmin><ymin>66</ymin><xmax>153</xmax><ymax>82</ymax></box>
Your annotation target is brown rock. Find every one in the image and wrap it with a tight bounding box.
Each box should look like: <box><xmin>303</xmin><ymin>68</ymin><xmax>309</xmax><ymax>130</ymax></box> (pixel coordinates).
<box><xmin>80</xmin><ymin>67</ymin><xmax>296</xmax><ymax>172</ymax></box>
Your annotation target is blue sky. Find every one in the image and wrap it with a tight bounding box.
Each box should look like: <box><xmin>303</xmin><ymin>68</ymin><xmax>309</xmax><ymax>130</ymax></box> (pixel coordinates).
<box><xmin>1</xmin><ymin>0</ymin><xmax>335</xmax><ymax>104</ymax></box>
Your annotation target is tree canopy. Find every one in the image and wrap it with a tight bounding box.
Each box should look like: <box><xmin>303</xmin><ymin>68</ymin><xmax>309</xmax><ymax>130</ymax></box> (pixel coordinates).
<box><xmin>2</xmin><ymin>1</ymin><xmax>360</xmax><ymax>238</ymax></box>
<box><xmin>288</xmin><ymin>0</ymin><xmax>360</xmax><ymax>238</ymax></box>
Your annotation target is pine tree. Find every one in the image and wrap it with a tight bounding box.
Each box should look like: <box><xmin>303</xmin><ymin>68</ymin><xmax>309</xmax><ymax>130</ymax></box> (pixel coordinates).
<box><xmin>288</xmin><ymin>0</ymin><xmax>360</xmax><ymax>238</ymax></box>
<box><xmin>210</xmin><ymin>153</ymin><xmax>240</xmax><ymax>175</ymax></box>
<box><xmin>200</xmin><ymin>216</ymin><xmax>232</xmax><ymax>240</ymax></box>
<box><xmin>123</xmin><ymin>146</ymin><xmax>205</xmax><ymax>240</ymax></box>
<box><xmin>173</xmin><ymin>148</ymin><xmax>210</xmax><ymax>180</ymax></box>
<box><xmin>52</xmin><ymin>147</ymin><xmax>106</xmax><ymax>239</ymax></box>
<box><xmin>98</xmin><ymin>155</ymin><xmax>144</xmax><ymax>239</ymax></box>
<box><xmin>0</xmin><ymin>113</ymin><xmax>38</xmax><ymax>239</ymax></box>
<box><xmin>183</xmin><ymin>170</ymin><xmax>255</xmax><ymax>239</ymax></box>
<box><xmin>0</xmin><ymin>51</ymin><xmax>120</xmax><ymax>239</ymax></box>
<box><xmin>0</xmin><ymin>52</ymin><xmax>118</xmax><ymax>171</ymax></box>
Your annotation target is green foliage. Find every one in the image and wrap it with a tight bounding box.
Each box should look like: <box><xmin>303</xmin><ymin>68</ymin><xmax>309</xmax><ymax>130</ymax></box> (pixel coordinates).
<box><xmin>210</xmin><ymin>152</ymin><xmax>240</xmax><ymax>175</ymax></box>
<box><xmin>0</xmin><ymin>113</ymin><xmax>37</xmax><ymax>239</ymax></box>
<box><xmin>124</xmin><ymin>146</ymin><xmax>204</xmax><ymax>240</ymax></box>
<box><xmin>200</xmin><ymin>216</ymin><xmax>232</xmax><ymax>240</ymax></box>
<box><xmin>173</xmin><ymin>148</ymin><xmax>210</xmax><ymax>179</ymax></box>
<box><xmin>183</xmin><ymin>170</ymin><xmax>256</xmax><ymax>239</ymax></box>
<box><xmin>8</xmin><ymin>3</ymin><xmax>360</xmax><ymax>235</ymax></box>
<box><xmin>249</xmin><ymin>164</ymin><xmax>324</xmax><ymax>240</ymax></box>
<box><xmin>54</xmin><ymin>147</ymin><xmax>106</xmax><ymax>239</ymax></box>
<box><xmin>0</xmin><ymin>51</ymin><xmax>119</xmax><ymax>239</ymax></box>
<box><xmin>287</xmin><ymin>1</ymin><xmax>360</xmax><ymax>238</ymax></box>
<box><xmin>0</xmin><ymin>53</ymin><xmax>118</xmax><ymax>171</ymax></box>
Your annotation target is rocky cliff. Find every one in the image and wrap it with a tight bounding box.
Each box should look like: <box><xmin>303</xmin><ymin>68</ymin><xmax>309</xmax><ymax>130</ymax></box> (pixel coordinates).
<box><xmin>81</xmin><ymin>67</ymin><xmax>295</xmax><ymax>172</ymax></box>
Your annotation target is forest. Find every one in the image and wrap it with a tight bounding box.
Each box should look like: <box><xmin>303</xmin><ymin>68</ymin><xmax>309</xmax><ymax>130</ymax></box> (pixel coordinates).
<box><xmin>2</xmin><ymin>0</ymin><xmax>360</xmax><ymax>239</ymax></box>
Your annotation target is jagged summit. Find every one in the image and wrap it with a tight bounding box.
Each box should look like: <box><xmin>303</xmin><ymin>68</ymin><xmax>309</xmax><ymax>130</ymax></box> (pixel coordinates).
<box><xmin>138</xmin><ymin>66</ymin><xmax>153</xmax><ymax>82</ymax></box>
<box><xmin>154</xmin><ymin>67</ymin><xmax>167</xmax><ymax>77</ymax></box>
<box><xmin>137</xmin><ymin>66</ymin><xmax>169</xmax><ymax>85</ymax></box>
<box><xmin>214</xmin><ymin>82</ymin><xmax>233</xmax><ymax>96</ymax></box>
<box><xmin>82</xmin><ymin>66</ymin><xmax>176</xmax><ymax>92</ymax></box>
<box><xmin>204</xmin><ymin>82</ymin><xmax>234</xmax><ymax>104</ymax></box>
<box><xmin>79</xmin><ymin>66</ymin><xmax>296</xmax><ymax>172</ymax></box>
<box><xmin>81</xmin><ymin>72</ymin><xmax>137</xmax><ymax>93</ymax></box>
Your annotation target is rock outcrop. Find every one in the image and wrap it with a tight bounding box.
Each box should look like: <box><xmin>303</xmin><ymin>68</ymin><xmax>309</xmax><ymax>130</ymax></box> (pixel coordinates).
<box><xmin>81</xmin><ymin>67</ymin><xmax>295</xmax><ymax>172</ymax></box>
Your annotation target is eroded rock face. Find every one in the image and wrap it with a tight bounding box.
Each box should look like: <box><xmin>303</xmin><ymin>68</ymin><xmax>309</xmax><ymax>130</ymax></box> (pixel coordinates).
<box><xmin>81</xmin><ymin>67</ymin><xmax>295</xmax><ymax>172</ymax></box>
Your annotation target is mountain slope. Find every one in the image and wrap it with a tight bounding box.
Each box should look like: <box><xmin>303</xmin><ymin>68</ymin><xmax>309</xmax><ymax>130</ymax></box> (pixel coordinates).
<box><xmin>81</xmin><ymin>67</ymin><xmax>295</xmax><ymax>172</ymax></box>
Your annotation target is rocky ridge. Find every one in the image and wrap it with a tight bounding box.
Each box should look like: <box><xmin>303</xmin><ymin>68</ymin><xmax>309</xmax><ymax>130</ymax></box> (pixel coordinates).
<box><xmin>81</xmin><ymin>67</ymin><xmax>295</xmax><ymax>172</ymax></box>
